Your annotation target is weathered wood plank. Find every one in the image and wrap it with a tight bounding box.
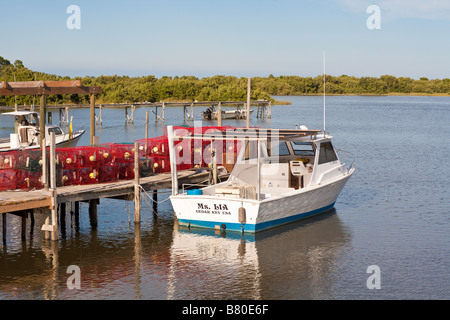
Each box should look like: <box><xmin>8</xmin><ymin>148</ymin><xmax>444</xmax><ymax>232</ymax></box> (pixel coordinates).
<box><xmin>0</xmin><ymin>81</ymin><xmax>102</xmax><ymax>96</ymax></box>
<box><xmin>0</xmin><ymin>197</ymin><xmax>52</xmax><ymax>214</ymax></box>
<box><xmin>0</xmin><ymin>170</ymin><xmax>227</xmax><ymax>214</ymax></box>
<box><xmin>55</xmin><ymin>170</ymin><xmax>221</xmax><ymax>203</ymax></box>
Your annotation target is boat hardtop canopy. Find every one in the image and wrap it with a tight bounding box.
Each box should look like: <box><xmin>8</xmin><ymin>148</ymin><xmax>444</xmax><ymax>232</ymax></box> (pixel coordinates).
<box><xmin>1</xmin><ymin>111</ymin><xmax>38</xmax><ymax>116</ymax></box>
<box><xmin>192</xmin><ymin>128</ymin><xmax>323</xmax><ymax>141</ymax></box>
<box><xmin>2</xmin><ymin>111</ymin><xmax>40</xmax><ymax>126</ymax></box>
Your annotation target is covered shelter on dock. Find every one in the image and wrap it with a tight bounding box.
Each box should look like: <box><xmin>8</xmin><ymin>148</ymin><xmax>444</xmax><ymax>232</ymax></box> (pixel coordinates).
<box><xmin>0</xmin><ymin>80</ymin><xmax>102</xmax><ymax>145</ymax></box>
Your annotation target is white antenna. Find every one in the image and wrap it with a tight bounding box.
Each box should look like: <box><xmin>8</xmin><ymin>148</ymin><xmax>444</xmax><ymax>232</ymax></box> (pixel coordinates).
<box><xmin>323</xmin><ymin>50</ymin><xmax>326</xmax><ymax>135</ymax></box>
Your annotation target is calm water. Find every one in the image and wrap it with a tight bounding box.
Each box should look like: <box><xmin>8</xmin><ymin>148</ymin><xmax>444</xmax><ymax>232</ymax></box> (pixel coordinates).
<box><xmin>0</xmin><ymin>95</ymin><xmax>449</xmax><ymax>300</ymax></box>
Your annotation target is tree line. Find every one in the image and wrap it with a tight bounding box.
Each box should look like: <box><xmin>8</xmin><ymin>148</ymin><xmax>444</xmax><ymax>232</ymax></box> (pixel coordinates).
<box><xmin>1</xmin><ymin>56</ymin><xmax>449</xmax><ymax>106</ymax></box>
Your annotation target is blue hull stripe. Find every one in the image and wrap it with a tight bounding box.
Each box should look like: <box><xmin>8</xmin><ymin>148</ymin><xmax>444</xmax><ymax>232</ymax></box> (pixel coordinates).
<box><xmin>177</xmin><ymin>202</ymin><xmax>336</xmax><ymax>233</ymax></box>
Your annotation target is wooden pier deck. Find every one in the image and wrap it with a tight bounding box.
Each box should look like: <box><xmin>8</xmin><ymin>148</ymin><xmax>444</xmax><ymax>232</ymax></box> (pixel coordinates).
<box><xmin>0</xmin><ymin>189</ymin><xmax>52</xmax><ymax>214</ymax></box>
<box><xmin>1</xmin><ymin>169</ymin><xmax>228</xmax><ymax>242</ymax></box>
<box><xmin>56</xmin><ymin>169</ymin><xmax>215</xmax><ymax>203</ymax></box>
<box><xmin>0</xmin><ymin>99</ymin><xmax>272</xmax><ymax>126</ymax></box>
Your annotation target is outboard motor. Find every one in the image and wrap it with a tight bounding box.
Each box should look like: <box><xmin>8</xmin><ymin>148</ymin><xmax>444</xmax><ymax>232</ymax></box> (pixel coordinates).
<box><xmin>205</xmin><ymin>107</ymin><xmax>213</xmax><ymax>120</ymax></box>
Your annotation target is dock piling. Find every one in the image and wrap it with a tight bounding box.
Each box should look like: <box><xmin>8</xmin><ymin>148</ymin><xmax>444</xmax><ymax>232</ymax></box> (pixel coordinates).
<box><xmin>246</xmin><ymin>78</ymin><xmax>251</xmax><ymax>128</ymax></box>
<box><xmin>145</xmin><ymin>111</ymin><xmax>149</xmax><ymax>140</ymax></box>
<box><xmin>183</xmin><ymin>104</ymin><xmax>194</xmax><ymax>122</ymax></box>
<box><xmin>153</xmin><ymin>103</ymin><xmax>166</xmax><ymax>123</ymax></box>
<box><xmin>152</xmin><ymin>190</ymin><xmax>158</xmax><ymax>219</ymax></box>
<box><xmin>40</xmin><ymin>94</ymin><xmax>46</xmax><ymax>146</ymax></box>
<box><xmin>217</xmin><ymin>102</ymin><xmax>222</xmax><ymax>126</ymax></box>
<box><xmin>40</xmin><ymin>132</ymin><xmax>59</xmax><ymax>240</ymax></box>
<box><xmin>134</xmin><ymin>142</ymin><xmax>141</xmax><ymax>224</ymax></box>
<box><xmin>125</xmin><ymin>105</ymin><xmax>135</xmax><ymax>124</ymax></box>
<box><xmin>95</xmin><ymin>104</ymin><xmax>103</xmax><ymax>126</ymax></box>
<box><xmin>60</xmin><ymin>203</ymin><xmax>66</xmax><ymax>237</ymax></box>
<box><xmin>2</xmin><ymin>213</ymin><xmax>6</xmax><ymax>244</ymax></box>
<box><xmin>74</xmin><ymin>201</ymin><xmax>80</xmax><ymax>233</ymax></box>
<box><xmin>89</xmin><ymin>199</ymin><xmax>98</xmax><ymax>230</ymax></box>
<box><xmin>21</xmin><ymin>212</ymin><xmax>27</xmax><ymax>241</ymax></box>
<box><xmin>90</xmin><ymin>93</ymin><xmax>95</xmax><ymax>145</ymax></box>
<box><xmin>49</xmin><ymin>132</ymin><xmax>59</xmax><ymax>241</ymax></box>
<box><xmin>59</xmin><ymin>107</ymin><xmax>69</xmax><ymax>127</ymax></box>
<box><xmin>42</xmin><ymin>137</ymin><xmax>48</xmax><ymax>190</ymax></box>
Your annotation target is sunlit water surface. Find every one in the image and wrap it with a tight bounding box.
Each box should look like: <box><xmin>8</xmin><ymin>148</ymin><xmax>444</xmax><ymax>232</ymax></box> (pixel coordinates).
<box><xmin>1</xmin><ymin>95</ymin><xmax>449</xmax><ymax>299</ymax></box>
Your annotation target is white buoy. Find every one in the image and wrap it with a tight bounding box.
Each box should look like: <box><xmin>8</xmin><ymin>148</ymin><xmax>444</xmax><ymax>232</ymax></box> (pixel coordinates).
<box><xmin>238</xmin><ymin>207</ymin><xmax>246</xmax><ymax>224</ymax></box>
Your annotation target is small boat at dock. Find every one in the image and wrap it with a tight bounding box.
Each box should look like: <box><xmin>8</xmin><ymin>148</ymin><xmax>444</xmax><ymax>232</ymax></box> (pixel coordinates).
<box><xmin>0</xmin><ymin>111</ymin><xmax>84</xmax><ymax>151</ymax></box>
<box><xmin>167</xmin><ymin>126</ymin><xmax>354</xmax><ymax>233</ymax></box>
<box><xmin>201</xmin><ymin>106</ymin><xmax>253</xmax><ymax>120</ymax></box>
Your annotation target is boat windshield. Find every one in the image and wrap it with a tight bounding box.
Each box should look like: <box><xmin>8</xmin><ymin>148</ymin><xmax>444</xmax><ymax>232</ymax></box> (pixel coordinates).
<box><xmin>267</xmin><ymin>141</ymin><xmax>315</xmax><ymax>157</ymax></box>
<box><xmin>17</xmin><ymin>114</ymin><xmax>39</xmax><ymax>126</ymax></box>
<box><xmin>269</xmin><ymin>141</ymin><xmax>290</xmax><ymax>156</ymax></box>
<box><xmin>318</xmin><ymin>141</ymin><xmax>338</xmax><ymax>164</ymax></box>
<box><xmin>48</xmin><ymin>127</ymin><xmax>63</xmax><ymax>136</ymax></box>
<box><xmin>290</xmin><ymin>141</ymin><xmax>315</xmax><ymax>156</ymax></box>
<box><xmin>243</xmin><ymin>140</ymin><xmax>266</xmax><ymax>160</ymax></box>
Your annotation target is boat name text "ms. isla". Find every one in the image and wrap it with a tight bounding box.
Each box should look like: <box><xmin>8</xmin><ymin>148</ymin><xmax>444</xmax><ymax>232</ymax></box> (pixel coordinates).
<box><xmin>196</xmin><ymin>203</ymin><xmax>231</xmax><ymax>215</ymax></box>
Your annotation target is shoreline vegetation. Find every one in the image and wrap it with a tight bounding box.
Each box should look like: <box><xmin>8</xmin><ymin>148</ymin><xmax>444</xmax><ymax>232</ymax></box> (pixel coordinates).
<box><xmin>1</xmin><ymin>57</ymin><xmax>449</xmax><ymax>107</ymax></box>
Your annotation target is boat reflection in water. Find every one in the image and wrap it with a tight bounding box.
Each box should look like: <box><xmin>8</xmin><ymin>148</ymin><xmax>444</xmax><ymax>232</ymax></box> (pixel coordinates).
<box><xmin>168</xmin><ymin>208</ymin><xmax>351</xmax><ymax>300</ymax></box>
<box><xmin>0</xmin><ymin>208</ymin><xmax>350</xmax><ymax>300</ymax></box>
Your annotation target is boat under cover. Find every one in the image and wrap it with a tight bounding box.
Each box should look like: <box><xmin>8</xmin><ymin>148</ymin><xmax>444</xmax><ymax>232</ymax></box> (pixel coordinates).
<box><xmin>0</xmin><ymin>111</ymin><xmax>84</xmax><ymax>151</ymax></box>
<box><xmin>168</xmin><ymin>126</ymin><xmax>354</xmax><ymax>233</ymax></box>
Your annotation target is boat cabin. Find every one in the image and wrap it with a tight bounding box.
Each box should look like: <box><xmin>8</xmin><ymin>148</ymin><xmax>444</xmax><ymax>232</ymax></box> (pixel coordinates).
<box><xmin>168</xmin><ymin>125</ymin><xmax>354</xmax><ymax>233</ymax></box>
<box><xmin>1</xmin><ymin>111</ymin><xmax>69</xmax><ymax>149</ymax></box>
<box><xmin>183</xmin><ymin>128</ymin><xmax>348</xmax><ymax>201</ymax></box>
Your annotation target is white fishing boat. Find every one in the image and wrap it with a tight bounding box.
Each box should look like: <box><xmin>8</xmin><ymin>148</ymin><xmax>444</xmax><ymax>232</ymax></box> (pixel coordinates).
<box><xmin>201</xmin><ymin>106</ymin><xmax>253</xmax><ymax>120</ymax></box>
<box><xmin>0</xmin><ymin>111</ymin><xmax>84</xmax><ymax>151</ymax></box>
<box><xmin>168</xmin><ymin>126</ymin><xmax>355</xmax><ymax>233</ymax></box>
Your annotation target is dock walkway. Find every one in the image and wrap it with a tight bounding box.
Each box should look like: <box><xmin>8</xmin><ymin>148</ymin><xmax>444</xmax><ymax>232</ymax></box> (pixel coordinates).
<box><xmin>0</xmin><ymin>189</ymin><xmax>51</xmax><ymax>214</ymax></box>
<box><xmin>1</xmin><ymin>169</ymin><xmax>228</xmax><ymax>242</ymax></box>
<box><xmin>56</xmin><ymin>169</ymin><xmax>211</xmax><ymax>203</ymax></box>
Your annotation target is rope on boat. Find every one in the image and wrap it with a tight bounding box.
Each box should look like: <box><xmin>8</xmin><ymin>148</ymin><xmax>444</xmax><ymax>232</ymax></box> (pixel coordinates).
<box><xmin>138</xmin><ymin>185</ymin><xmax>172</xmax><ymax>217</ymax></box>
<box><xmin>136</xmin><ymin>168</ymin><xmax>229</xmax><ymax>216</ymax></box>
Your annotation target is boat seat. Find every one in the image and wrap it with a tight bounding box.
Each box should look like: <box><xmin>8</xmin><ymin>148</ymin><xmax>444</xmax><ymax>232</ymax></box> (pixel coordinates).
<box><xmin>290</xmin><ymin>160</ymin><xmax>309</xmax><ymax>176</ymax></box>
<box><xmin>215</xmin><ymin>184</ymin><xmax>256</xmax><ymax>199</ymax></box>
<box><xmin>19</xmin><ymin>127</ymin><xmax>28</xmax><ymax>144</ymax></box>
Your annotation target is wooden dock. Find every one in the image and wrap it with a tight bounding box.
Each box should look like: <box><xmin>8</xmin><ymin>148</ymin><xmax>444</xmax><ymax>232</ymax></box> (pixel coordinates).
<box><xmin>0</xmin><ymin>100</ymin><xmax>272</xmax><ymax>126</ymax></box>
<box><xmin>0</xmin><ymin>189</ymin><xmax>52</xmax><ymax>215</ymax></box>
<box><xmin>0</xmin><ymin>80</ymin><xmax>243</xmax><ymax>244</ymax></box>
<box><xmin>56</xmin><ymin>169</ymin><xmax>215</xmax><ymax>203</ymax></box>
<box><xmin>1</xmin><ymin>169</ymin><xmax>228</xmax><ymax>243</ymax></box>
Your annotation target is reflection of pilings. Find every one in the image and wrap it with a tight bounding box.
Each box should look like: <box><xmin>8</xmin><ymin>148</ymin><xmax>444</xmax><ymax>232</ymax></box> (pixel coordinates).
<box><xmin>1</xmin><ymin>211</ymin><xmax>35</xmax><ymax>243</ymax></box>
<box><xmin>153</xmin><ymin>190</ymin><xmax>158</xmax><ymax>219</ymax></box>
<box><xmin>59</xmin><ymin>203</ymin><xmax>66</xmax><ymax>238</ymax></box>
<box><xmin>134</xmin><ymin>142</ymin><xmax>141</xmax><ymax>224</ymax></box>
<box><xmin>134</xmin><ymin>224</ymin><xmax>142</xmax><ymax>299</ymax></box>
<box><xmin>0</xmin><ymin>209</ymin><xmax>39</xmax><ymax>254</ymax></box>
<box><xmin>39</xmin><ymin>131</ymin><xmax>59</xmax><ymax>241</ymax></box>
<box><xmin>41</xmin><ymin>239</ymin><xmax>59</xmax><ymax>300</ymax></box>
<box><xmin>74</xmin><ymin>201</ymin><xmax>80</xmax><ymax>234</ymax></box>
<box><xmin>29</xmin><ymin>210</ymin><xmax>35</xmax><ymax>234</ymax></box>
<box><xmin>21</xmin><ymin>212</ymin><xmax>26</xmax><ymax>241</ymax></box>
<box><xmin>50</xmin><ymin>132</ymin><xmax>58</xmax><ymax>241</ymax></box>
<box><xmin>2</xmin><ymin>213</ymin><xmax>6</xmax><ymax>245</ymax></box>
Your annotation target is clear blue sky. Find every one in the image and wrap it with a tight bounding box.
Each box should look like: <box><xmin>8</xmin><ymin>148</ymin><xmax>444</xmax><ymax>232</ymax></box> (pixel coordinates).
<box><xmin>1</xmin><ymin>0</ymin><xmax>449</xmax><ymax>79</ymax></box>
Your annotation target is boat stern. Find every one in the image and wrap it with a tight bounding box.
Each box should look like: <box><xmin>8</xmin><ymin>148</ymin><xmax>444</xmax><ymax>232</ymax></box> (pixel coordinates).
<box><xmin>170</xmin><ymin>194</ymin><xmax>259</xmax><ymax>233</ymax></box>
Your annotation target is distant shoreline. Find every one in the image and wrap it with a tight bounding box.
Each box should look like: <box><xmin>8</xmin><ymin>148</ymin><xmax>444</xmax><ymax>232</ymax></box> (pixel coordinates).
<box><xmin>2</xmin><ymin>56</ymin><xmax>450</xmax><ymax>106</ymax></box>
<box><xmin>2</xmin><ymin>92</ymin><xmax>448</xmax><ymax>109</ymax></box>
<box><xmin>274</xmin><ymin>92</ymin><xmax>450</xmax><ymax>97</ymax></box>
<box><xmin>272</xmin><ymin>92</ymin><xmax>450</xmax><ymax>104</ymax></box>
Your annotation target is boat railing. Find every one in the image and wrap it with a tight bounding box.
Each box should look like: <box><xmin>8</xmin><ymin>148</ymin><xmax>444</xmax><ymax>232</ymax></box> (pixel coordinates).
<box><xmin>336</xmin><ymin>148</ymin><xmax>356</xmax><ymax>172</ymax></box>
